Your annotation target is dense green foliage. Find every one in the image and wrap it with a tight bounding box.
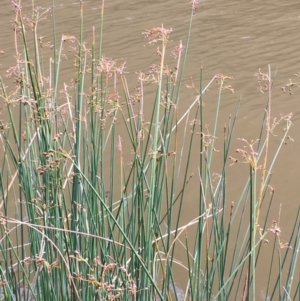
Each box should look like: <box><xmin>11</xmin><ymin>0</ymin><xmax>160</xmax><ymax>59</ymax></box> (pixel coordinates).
<box><xmin>0</xmin><ymin>1</ymin><xmax>298</xmax><ymax>300</ymax></box>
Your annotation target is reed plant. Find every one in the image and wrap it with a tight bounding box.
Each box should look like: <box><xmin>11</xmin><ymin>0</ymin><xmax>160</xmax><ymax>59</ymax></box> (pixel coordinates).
<box><xmin>0</xmin><ymin>0</ymin><xmax>298</xmax><ymax>300</ymax></box>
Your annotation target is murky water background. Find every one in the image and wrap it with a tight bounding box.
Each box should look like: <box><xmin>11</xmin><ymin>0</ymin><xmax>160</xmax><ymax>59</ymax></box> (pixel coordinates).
<box><xmin>0</xmin><ymin>0</ymin><xmax>299</xmax><ymax>299</ymax></box>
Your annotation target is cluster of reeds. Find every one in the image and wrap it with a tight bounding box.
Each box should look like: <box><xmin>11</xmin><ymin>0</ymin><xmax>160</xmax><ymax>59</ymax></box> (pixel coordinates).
<box><xmin>0</xmin><ymin>0</ymin><xmax>298</xmax><ymax>300</ymax></box>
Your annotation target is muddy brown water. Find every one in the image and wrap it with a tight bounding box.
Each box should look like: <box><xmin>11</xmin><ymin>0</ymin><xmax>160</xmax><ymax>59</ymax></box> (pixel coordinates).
<box><xmin>0</xmin><ymin>0</ymin><xmax>299</xmax><ymax>299</ymax></box>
